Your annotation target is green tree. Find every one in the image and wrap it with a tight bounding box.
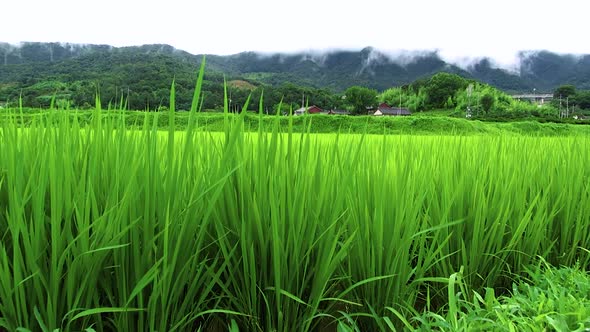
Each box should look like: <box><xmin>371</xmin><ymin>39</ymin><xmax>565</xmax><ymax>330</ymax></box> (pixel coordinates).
<box><xmin>345</xmin><ymin>86</ymin><xmax>377</xmax><ymax>115</ymax></box>
<box><xmin>480</xmin><ymin>93</ymin><xmax>495</xmax><ymax>113</ymax></box>
<box><xmin>423</xmin><ymin>73</ymin><xmax>468</xmax><ymax>109</ymax></box>
<box><xmin>553</xmin><ymin>85</ymin><xmax>576</xmax><ymax>99</ymax></box>
<box><xmin>573</xmin><ymin>91</ymin><xmax>590</xmax><ymax>110</ymax></box>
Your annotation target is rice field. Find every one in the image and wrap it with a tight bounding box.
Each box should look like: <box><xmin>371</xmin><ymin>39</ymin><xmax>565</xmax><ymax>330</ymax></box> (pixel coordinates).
<box><xmin>1</xmin><ymin>80</ymin><xmax>589</xmax><ymax>331</ymax></box>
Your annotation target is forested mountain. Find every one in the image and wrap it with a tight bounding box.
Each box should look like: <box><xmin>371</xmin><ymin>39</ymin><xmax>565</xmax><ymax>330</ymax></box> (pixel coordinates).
<box><xmin>205</xmin><ymin>48</ymin><xmax>590</xmax><ymax>92</ymax></box>
<box><xmin>2</xmin><ymin>42</ymin><xmax>590</xmax><ymax>109</ymax></box>
<box><xmin>0</xmin><ymin>43</ymin><xmax>209</xmax><ymax>109</ymax></box>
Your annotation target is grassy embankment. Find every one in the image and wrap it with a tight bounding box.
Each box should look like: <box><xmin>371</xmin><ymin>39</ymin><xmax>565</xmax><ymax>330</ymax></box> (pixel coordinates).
<box><xmin>3</xmin><ymin>108</ymin><xmax>590</xmax><ymax>136</ymax></box>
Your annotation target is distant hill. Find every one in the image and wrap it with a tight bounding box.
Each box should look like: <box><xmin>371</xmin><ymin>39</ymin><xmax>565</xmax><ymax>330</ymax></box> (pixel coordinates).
<box><xmin>205</xmin><ymin>48</ymin><xmax>590</xmax><ymax>93</ymax></box>
<box><xmin>0</xmin><ymin>43</ymin><xmax>220</xmax><ymax>109</ymax></box>
<box><xmin>2</xmin><ymin>42</ymin><xmax>590</xmax><ymax>97</ymax></box>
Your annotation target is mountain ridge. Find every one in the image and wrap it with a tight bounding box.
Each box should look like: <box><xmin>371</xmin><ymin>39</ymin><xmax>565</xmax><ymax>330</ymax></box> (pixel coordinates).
<box><xmin>2</xmin><ymin>42</ymin><xmax>590</xmax><ymax>93</ymax></box>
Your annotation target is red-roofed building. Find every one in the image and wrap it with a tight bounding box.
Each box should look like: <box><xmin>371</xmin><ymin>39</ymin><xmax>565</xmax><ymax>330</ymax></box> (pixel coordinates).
<box><xmin>294</xmin><ymin>105</ymin><xmax>323</xmax><ymax>115</ymax></box>
<box><xmin>373</xmin><ymin>103</ymin><xmax>411</xmax><ymax>116</ymax></box>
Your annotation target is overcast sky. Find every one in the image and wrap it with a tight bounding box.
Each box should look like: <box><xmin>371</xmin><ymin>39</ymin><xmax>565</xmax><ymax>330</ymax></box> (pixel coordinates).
<box><xmin>2</xmin><ymin>0</ymin><xmax>587</xmax><ymax>67</ymax></box>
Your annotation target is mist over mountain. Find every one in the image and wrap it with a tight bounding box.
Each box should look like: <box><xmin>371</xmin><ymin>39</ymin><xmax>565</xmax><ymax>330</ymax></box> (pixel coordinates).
<box><xmin>2</xmin><ymin>42</ymin><xmax>590</xmax><ymax>93</ymax></box>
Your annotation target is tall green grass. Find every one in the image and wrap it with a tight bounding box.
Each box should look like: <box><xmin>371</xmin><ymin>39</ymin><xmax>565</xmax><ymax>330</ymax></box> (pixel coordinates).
<box><xmin>0</xmin><ymin>62</ymin><xmax>589</xmax><ymax>331</ymax></box>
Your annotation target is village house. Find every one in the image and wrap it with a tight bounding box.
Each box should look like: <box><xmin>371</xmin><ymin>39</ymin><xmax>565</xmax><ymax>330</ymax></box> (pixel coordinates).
<box><xmin>291</xmin><ymin>104</ymin><xmax>409</xmax><ymax>116</ymax></box>
<box><xmin>373</xmin><ymin>102</ymin><xmax>411</xmax><ymax>116</ymax></box>
<box><xmin>293</xmin><ymin>105</ymin><xmax>322</xmax><ymax>115</ymax></box>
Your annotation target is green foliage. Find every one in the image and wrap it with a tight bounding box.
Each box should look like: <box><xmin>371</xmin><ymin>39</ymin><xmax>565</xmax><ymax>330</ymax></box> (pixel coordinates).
<box><xmin>378</xmin><ymin>87</ymin><xmax>427</xmax><ymax>112</ymax></box>
<box><xmin>345</xmin><ymin>86</ymin><xmax>377</xmax><ymax>115</ymax></box>
<box><xmin>553</xmin><ymin>84</ymin><xmax>577</xmax><ymax>98</ymax></box>
<box><xmin>402</xmin><ymin>261</ymin><xmax>590</xmax><ymax>331</ymax></box>
<box><xmin>423</xmin><ymin>72</ymin><xmax>468</xmax><ymax>109</ymax></box>
<box><xmin>574</xmin><ymin>90</ymin><xmax>590</xmax><ymax>110</ymax></box>
<box><xmin>550</xmin><ymin>84</ymin><xmax>590</xmax><ymax>112</ymax></box>
<box><xmin>480</xmin><ymin>93</ymin><xmax>495</xmax><ymax>113</ymax></box>
<box><xmin>453</xmin><ymin>82</ymin><xmax>559</xmax><ymax>119</ymax></box>
<box><xmin>444</xmin><ymin>96</ymin><xmax>455</xmax><ymax>108</ymax></box>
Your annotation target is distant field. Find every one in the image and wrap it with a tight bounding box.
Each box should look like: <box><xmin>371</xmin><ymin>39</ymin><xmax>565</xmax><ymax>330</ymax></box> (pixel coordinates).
<box><xmin>1</xmin><ymin>107</ymin><xmax>589</xmax><ymax>331</ymax></box>
<box><xmin>2</xmin><ymin>108</ymin><xmax>590</xmax><ymax>136</ymax></box>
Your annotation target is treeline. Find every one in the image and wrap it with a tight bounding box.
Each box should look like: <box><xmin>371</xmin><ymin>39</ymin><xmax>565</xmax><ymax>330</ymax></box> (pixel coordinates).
<box><xmin>345</xmin><ymin>72</ymin><xmax>561</xmax><ymax>120</ymax></box>
<box><xmin>377</xmin><ymin>73</ymin><xmax>588</xmax><ymax>120</ymax></box>
<box><xmin>551</xmin><ymin>85</ymin><xmax>590</xmax><ymax>111</ymax></box>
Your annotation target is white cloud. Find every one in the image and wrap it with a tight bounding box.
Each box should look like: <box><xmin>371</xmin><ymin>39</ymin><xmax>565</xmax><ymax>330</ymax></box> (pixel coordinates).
<box><xmin>2</xmin><ymin>0</ymin><xmax>589</xmax><ymax>63</ymax></box>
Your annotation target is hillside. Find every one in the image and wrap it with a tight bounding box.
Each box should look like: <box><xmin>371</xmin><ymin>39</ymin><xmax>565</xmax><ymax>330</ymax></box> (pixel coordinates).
<box><xmin>0</xmin><ymin>43</ymin><xmax>224</xmax><ymax>110</ymax></box>
<box><xmin>205</xmin><ymin>48</ymin><xmax>590</xmax><ymax>92</ymax></box>
<box><xmin>2</xmin><ymin>42</ymin><xmax>590</xmax><ymax>107</ymax></box>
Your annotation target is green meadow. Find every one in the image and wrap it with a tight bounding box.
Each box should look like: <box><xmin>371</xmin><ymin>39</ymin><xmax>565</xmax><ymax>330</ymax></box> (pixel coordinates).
<box><xmin>1</xmin><ymin>68</ymin><xmax>589</xmax><ymax>331</ymax></box>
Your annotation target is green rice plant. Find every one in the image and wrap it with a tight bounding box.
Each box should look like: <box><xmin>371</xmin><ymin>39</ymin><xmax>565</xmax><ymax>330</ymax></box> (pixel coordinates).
<box><xmin>0</xmin><ymin>59</ymin><xmax>237</xmax><ymax>331</ymax></box>
<box><xmin>205</xmin><ymin>95</ymin><xmax>355</xmax><ymax>331</ymax></box>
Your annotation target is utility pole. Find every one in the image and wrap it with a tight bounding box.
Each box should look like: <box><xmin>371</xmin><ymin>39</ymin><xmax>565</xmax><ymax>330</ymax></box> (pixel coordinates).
<box><xmin>301</xmin><ymin>92</ymin><xmax>305</xmax><ymax>112</ymax></box>
<box><xmin>398</xmin><ymin>88</ymin><xmax>402</xmax><ymax>115</ymax></box>
<box><xmin>559</xmin><ymin>94</ymin><xmax>563</xmax><ymax>118</ymax></box>
<box><xmin>466</xmin><ymin>84</ymin><xmax>473</xmax><ymax>118</ymax></box>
